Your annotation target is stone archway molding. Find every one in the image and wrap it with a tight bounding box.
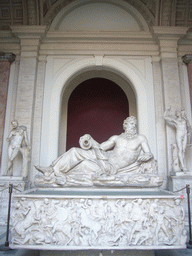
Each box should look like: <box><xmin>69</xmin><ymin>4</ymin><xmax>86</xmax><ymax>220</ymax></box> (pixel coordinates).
<box><xmin>40</xmin><ymin>55</ymin><xmax>156</xmax><ymax>166</ymax></box>
<box><xmin>42</xmin><ymin>0</ymin><xmax>155</xmax><ymax>30</ymax></box>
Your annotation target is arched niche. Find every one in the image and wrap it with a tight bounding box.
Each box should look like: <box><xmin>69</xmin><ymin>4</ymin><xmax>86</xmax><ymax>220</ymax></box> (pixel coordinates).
<box><xmin>40</xmin><ymin>56</ymin><xmax>155</xmax><ymax>166</ymax></box>
<box><xmin>59</xmin><ymin>70</ymin><xmax>136</xmax><ymax>155</ymax></box>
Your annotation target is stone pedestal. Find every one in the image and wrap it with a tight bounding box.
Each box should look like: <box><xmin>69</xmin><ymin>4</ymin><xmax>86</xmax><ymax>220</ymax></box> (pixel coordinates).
<box><xmin>0</xmin><ymin>176</ymin><xmax>26</xmax><ymax>225</ymax></box>
<box><xmin>10</xmin><ymin>188</ymin><xmax>186</xmax><ymax>250</ymax></box>
<box><xmin>40</xmin><ymin>249</ymin><xmax>155</xmax><ymax>256</ymax></box>
<box><xmin>168</xmin><ymin>173</ymin><xmax>192</xmax><ymax>223</ymax></box>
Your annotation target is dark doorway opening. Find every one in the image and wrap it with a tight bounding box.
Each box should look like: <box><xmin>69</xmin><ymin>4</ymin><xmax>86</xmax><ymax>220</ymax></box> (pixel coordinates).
<box><xmin>66</xmin><ymin>78</ymin><xmax>129</xmax><ymax>150</ymax></box>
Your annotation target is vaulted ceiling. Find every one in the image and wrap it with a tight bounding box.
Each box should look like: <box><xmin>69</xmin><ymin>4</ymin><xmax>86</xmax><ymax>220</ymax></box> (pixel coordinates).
<box><xmin>0</xmin><ymin>0</ymin><xmax>191</xmax><ymax>30</ymax></box>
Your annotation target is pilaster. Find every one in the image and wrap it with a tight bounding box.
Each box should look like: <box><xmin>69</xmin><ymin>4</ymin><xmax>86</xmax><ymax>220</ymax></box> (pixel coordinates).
<box><xmin>182</xmin><ymin>54</ymin><xmax>192</xmax><ymax>114</ymax></box>
<box><xmin>0</xmin><ymin>52</ymin><xmax>16</xmax><ymax>170</ymax></box>
<box><xmin>9</xmin><ymin>26</ymin><xmax>46</xmax><ymax>174</ymax></box>
<box><xmin>30</xmin><ymin>59</ymin><xmax>47</xmax><ymax>185</ymax></box>
<box><xmin>151</xmin><ymin>57</ymin><xmax>167</xmax><ymax>189</ymax></box>
<box><xmin>153</xmin><ymin>27</ymin><xmax>188</xmax><ymax>174</ymax></box>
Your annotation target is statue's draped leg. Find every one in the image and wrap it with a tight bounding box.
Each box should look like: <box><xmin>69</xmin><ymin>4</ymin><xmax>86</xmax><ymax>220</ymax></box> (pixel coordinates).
<box><xmin>53</xmin><ymin>147</ymin><xmax>97</xmax><ymax>175</ymax></box>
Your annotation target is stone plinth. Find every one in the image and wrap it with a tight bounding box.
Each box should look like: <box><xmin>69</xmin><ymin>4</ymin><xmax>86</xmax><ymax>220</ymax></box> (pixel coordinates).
<box><xmin>10</xmin><ymin>188</ymin><xmax>186</xmax><ymax>250</ymax></box>
<box><xmin>168</xmin><ymin>173</ymin><xmax>192</xmax><ymax>221</ymax></box>
<box><xmin>0</xmin><ymin>176</ymin><xmax>25</xmax><ymax>225</ymax></box>
<box><xmin>40</xmin><ymin>249</ymin><xmax>155</xmax><ymax>256</ymax></box>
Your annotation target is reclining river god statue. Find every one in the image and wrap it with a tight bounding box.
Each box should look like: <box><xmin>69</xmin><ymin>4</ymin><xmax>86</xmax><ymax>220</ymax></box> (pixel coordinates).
<box><xmin>35</xmin><ymin>116</ymin><xmax>163</xmax><ymax>187</ymax></box>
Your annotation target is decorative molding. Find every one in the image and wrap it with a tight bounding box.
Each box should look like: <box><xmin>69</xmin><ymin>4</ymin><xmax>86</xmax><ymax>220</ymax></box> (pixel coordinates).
<box><xmin>159</xmin><ymin>0</ymin><xmax>176</xmax><ymax>26</ymax></box>
<box><xmin>153</xmin><ymin>26</ymin><xmax>189</xmax><ymax>58</ymax></box>
<box><xmin>42</xmin><ymin>0</ymin><xmax>155</xmax><ymax>30</ymax></box>
<box><xmin>152</xmin><ymin>26</ymin><xmax>189</xmax><ymax>37</ymax></box>
<box><xmin>27</xmin><ymin>0</ymin><xmax>38</xmax><ymax>25</ymax></box>
<box><xmin>10</xmin><ymin>25</ymin><xmax>47</xmax><ymax>57</ymax></box>
<box><xmin>11</xmin><ymin>25</ymin><xmax>47</xmax><ymax>38</ymax></box>
<box><xmin>182</xmin><ymin>54</ymin><xmax>192</xmax><ymax>64</ymax></box>
<box><xmin>0</xmin><ymin>52</ymin><xmax>16</xmax><ymax>62</ymax></box>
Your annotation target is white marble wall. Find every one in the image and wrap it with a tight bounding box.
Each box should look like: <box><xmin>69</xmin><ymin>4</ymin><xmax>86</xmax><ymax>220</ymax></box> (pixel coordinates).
<box><xmin>152</xmin><ymin>59</ymin><xmax>167</xmax><ymax>189</ymax></box>
<box><xmin>30</xmin><ymin>60</ymin><xmax>46</xmax><ymax>183</ymax></box>
<box><xmin>0</xmin><ymin>26</ymin><xmax>191</xmax><ymax>190</ymax></box>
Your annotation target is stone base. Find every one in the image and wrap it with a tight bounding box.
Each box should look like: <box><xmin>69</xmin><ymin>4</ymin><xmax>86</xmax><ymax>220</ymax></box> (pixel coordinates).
<box><xmin>168</xmin><ymin>174</ymin><xmax>192</xmax><ymax>222</ymax></box>
<box><xmin>0</xmin><ymin>176</ymin><xmax>27</xmax><ymax>225</ymax></box>
<box><xmin>175</xmin><ymin>171</ymin><xmax>192</xmax><ymax>177</ymax></box>
<box><xmin>10</xmin><ymin>188</ymin><xmax>186</xmax><ymax>250</ymax></box>
<box><xmin>40</xmin><ymin>249</ymin><xmax>155</xmax><ymax>256</ymax></box>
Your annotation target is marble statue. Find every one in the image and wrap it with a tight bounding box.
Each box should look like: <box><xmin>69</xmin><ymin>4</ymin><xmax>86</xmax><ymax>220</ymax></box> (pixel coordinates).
<box><xmin>164</xmin><ymin>106</ymin><xmax>191</xmax><ymax>172</ymax></box>
<box><xmin>171</xmin><ymin>144</ymin><xmax>180</xmax><ymax>173</ymax></box>
<box><xmin>4</xmin><ymin>120</ymin><xmax>31</xmax><ymax>177</ymax></box>
<box><xmin>35</xmin><ymin>116</ymin><xmax>163</xmax><ymax>187</ymax></box>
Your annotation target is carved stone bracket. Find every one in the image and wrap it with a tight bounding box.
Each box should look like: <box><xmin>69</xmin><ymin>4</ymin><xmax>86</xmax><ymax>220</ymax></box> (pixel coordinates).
<box><xmin>0</xmin><ymin>52</ymin><xmax>16</xmax><ymax>63</ymax></box>
<box><xmin>182</xmin><ymin>54</ymin><xmax>192</xmax><ymax>64</ymax></box>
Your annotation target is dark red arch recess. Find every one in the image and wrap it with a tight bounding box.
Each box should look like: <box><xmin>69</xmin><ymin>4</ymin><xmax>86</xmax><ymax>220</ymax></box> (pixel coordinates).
<box><xmin>66</xmin><ymin>78</ymin><xmax>129</xmax><ymax>150</ymax></box>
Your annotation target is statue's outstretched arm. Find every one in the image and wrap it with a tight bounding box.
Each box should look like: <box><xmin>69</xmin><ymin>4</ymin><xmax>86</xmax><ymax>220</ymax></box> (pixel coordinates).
<box><xmin>164</xmin><ymin>106</ymin><xmax>177</xmax><ymax>126</ymax></box>
<box><xmin>100</xmin><ymin>135</ymin><xmax>118</xmax><ymax>151</ymax></box>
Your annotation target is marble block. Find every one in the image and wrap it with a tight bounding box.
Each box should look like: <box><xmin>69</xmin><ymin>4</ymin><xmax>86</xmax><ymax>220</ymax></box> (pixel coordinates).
<box><xmin>10</xmin><ymin>188</ymin><xmax>186</xmax><ymax>250</ymax></box>
<box><xmin>40</xmin><ymin>249</ymin><xmax>155</xmax><ymax>256</ymax></box>
<box><xmin>0</xmin><ymin>176</ymin><xmax>26</xmax><ymax>224</ymax></box>
<box><xmin>168</xmin><ymin>173</ymin><xmax>192</xmax><ymax>223</ymax></box>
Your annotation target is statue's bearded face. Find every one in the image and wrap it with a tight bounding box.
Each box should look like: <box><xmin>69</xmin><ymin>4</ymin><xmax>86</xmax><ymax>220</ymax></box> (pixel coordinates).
<box><xmin>123</xmin><ymin>118</ymin><xmax>137</xmax><ymax>137</ymax></box>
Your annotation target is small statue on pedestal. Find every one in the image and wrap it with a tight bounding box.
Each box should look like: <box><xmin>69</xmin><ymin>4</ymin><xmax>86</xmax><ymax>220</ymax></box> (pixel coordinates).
<box><xmin>4</xmin><ymin>120</ymin><xmax>31</xmax><ymax>177</ymax></box>
<box><xmin>164</xmin><ymin>106</ymin><xmax>191</xmax><ymax>173</ymax></box>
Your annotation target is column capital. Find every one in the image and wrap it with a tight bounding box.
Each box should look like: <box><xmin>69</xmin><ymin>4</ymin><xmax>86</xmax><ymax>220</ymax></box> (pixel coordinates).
<box><xmin>10</xmin><ymin>25</ymin><xmax>47</xmax><ymax>58</ymax></box>
<box><xmin>0</xmin><ymin>52</ymin><xmax>16</xmax><ymax>62</ymax></box>
<box><xmin>152</xmin><ymin>26</ymin><xmax>189</xmax><ymax>58</ymax></box>
<box><xmin>11</xmin><ymin>25</ymin><xmax>47</xmax><ymax>39</ymax></box>
<box><xmin>182</xmin><ymin>54</ymin><xmax>192</xmax><ymax>64</ymax></box>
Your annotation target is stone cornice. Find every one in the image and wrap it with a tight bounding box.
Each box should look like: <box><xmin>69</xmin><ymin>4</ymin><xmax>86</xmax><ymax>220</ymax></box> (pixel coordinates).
<box><xmin>0</xmin><ymin>52</ymin><xmax>16</xmax><ymax>62</ymax></box>
<box><xmin>45</xmin><ymin>30</ymin><xmax>153</xmax><ymax>41</ymax></box>
<box><xmin>152</xmin><ymin>26</ymin><xmax>189</xmax><ymax>58</ymax></box>
<box><xmin>182</xmin><ymin>54</ymin><xmax>192</xmax><ymax>64</ymax></box>
<box><xmin>10</xmin><ymin>26</ymin><xmax>47</xmax><ymax>58</ymax></box>
<box><xmin>152</xmin><ymin>26</ymin><xmax>189</xmax><ymax>38</ymax></box>
<box><xmin>10</xmin><ymin>25</ymin><xmax>47</xmax><ymax>39</ymax></box>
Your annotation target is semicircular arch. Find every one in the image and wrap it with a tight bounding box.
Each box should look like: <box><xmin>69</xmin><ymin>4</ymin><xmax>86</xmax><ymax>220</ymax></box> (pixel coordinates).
<box><xmin>42</xmin><ymin>0</ymin><xmax>155</xmax><ymax>30</ymax></box>
<box><xmin>40</xmin><ymin>56</ymin><xmax>156</xmax><ymax>166</ymax></box>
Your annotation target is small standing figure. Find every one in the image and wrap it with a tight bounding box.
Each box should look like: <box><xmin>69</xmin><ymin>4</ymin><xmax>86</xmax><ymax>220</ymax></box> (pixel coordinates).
<box><xmin>164</xmin><ymin>106</ymin><xmax>191</xmax><ymax>172</ymax></box>
<box><xmin>4</xmin><ymin>120</ymin><xmax>31</xmax><ymax>177</ymax></box>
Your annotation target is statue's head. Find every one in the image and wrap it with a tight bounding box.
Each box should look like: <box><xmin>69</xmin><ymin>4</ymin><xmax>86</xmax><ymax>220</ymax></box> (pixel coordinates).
<box><xmin>123</xmin><ymin>116</ymin><xmax>137</xmax><ymax>131</ymax></box>
<box><xmin>11</xmin><ymin>120</ymin><xmax>18</xmax><ymax>128</ymax></box>
<box><xmin>174</xmin><ymin>198</ymin><xmax>181</xmax><ymax>206</ymax></box>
